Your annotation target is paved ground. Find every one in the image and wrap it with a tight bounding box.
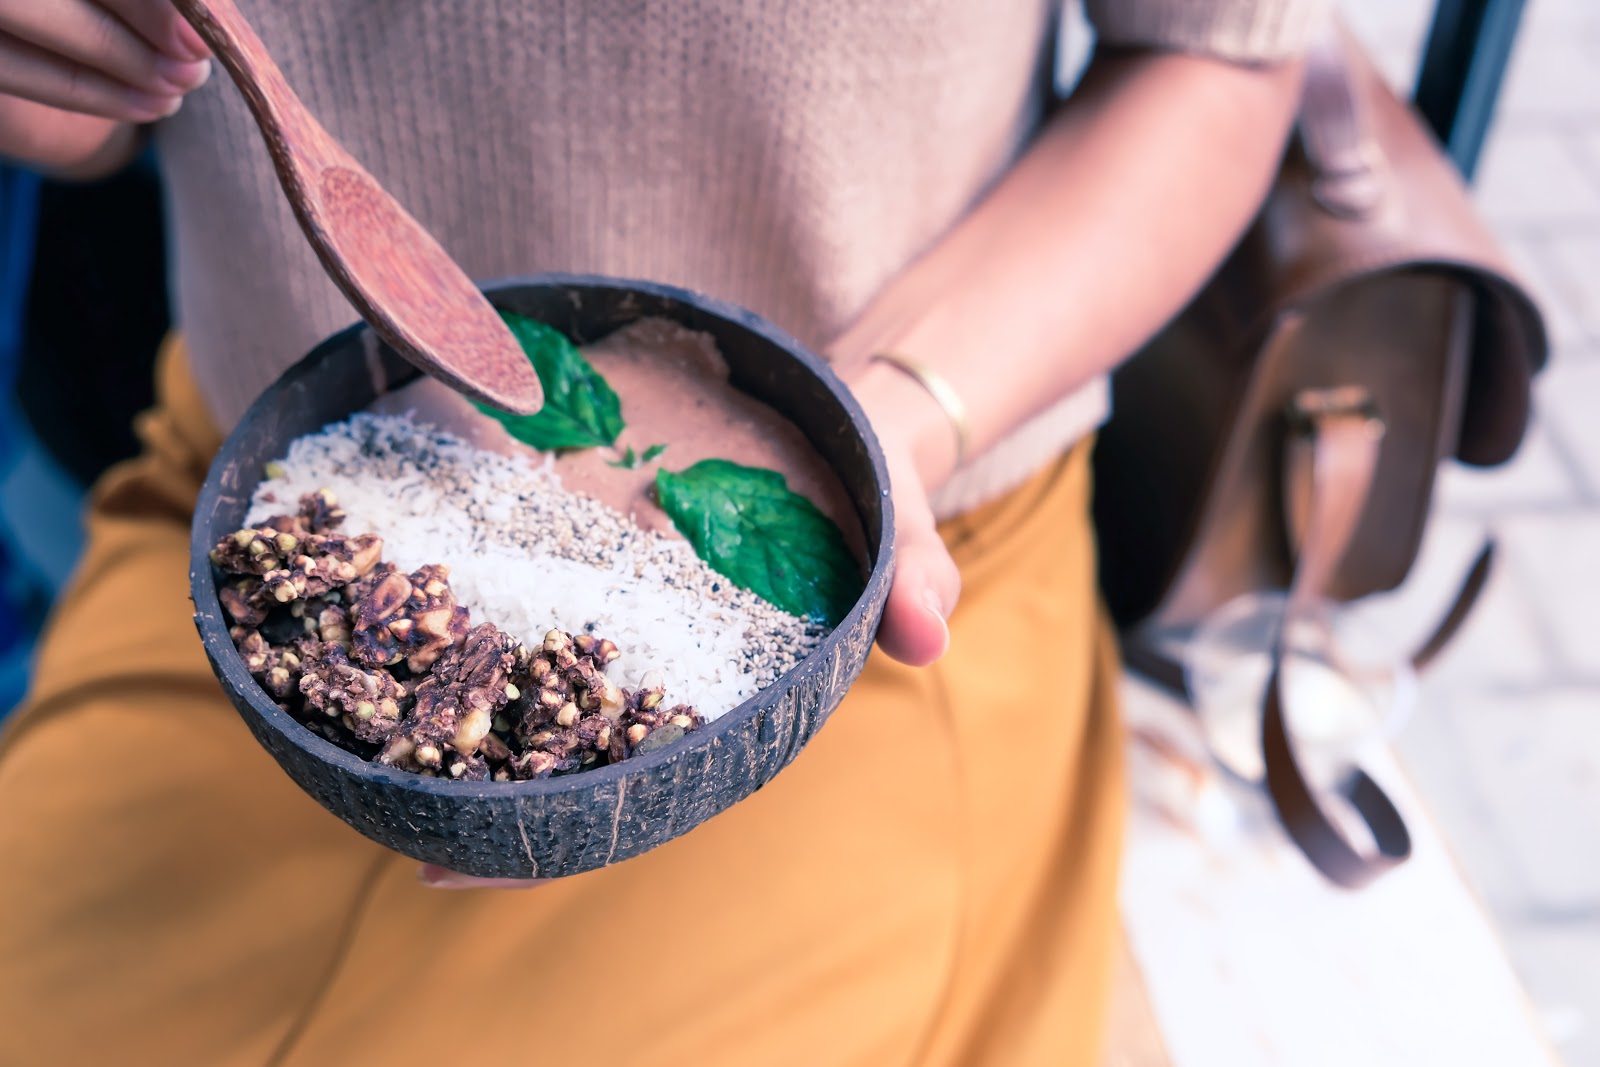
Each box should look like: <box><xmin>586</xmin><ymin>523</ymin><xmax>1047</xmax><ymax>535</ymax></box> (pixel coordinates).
<box><xmin>1339</xmin><ymin>1</ymin><xmax>1600</xmax><ymax>1062</ymax></box>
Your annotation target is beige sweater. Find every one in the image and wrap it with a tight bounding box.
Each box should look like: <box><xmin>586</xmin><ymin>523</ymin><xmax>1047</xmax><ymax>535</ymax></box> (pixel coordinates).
<box><xmin>159</xmin><ymin>0</ymin><xmax>1326</xmax><ymax>516</ymax></box>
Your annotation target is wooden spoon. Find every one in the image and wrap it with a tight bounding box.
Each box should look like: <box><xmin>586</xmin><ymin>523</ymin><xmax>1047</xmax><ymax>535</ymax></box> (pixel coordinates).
<box><xmin>170</xmin><ymin>0</ymin><xmax>543</xmax><ymax>415</ymax></box>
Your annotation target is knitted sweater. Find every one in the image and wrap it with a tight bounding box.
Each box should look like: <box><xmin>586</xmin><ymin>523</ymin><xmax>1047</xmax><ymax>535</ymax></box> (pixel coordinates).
<box><xmin>158</xmin><ymin>0</ymin><xmax>1326</xmax><ymax>515</ymax></box>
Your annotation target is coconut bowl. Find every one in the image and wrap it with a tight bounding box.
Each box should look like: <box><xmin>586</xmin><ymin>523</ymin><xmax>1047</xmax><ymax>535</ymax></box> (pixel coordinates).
<box><xmin>189</xmin><ymin>274</ymin><xmax>893</xmax><ymax>879</ymax></box>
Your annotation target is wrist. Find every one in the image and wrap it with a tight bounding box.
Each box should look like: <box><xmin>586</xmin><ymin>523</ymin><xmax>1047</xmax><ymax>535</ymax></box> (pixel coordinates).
<box><xmin>847</xmin><ymin>359</ymin><xmax>964</xmax><ymax>494</ymax></box>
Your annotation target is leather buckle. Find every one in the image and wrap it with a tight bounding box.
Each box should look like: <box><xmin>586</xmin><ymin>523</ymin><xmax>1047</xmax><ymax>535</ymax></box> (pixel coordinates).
<box><xmin>1286</xmin><ymin>386</ymin><xmax>1386</xmax><ymax>440</ymax></box>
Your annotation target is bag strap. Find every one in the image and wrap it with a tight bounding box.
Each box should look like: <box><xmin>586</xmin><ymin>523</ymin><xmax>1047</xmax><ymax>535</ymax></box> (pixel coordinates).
<box><xmin>1120</xmin><ymin>543</ymin><xmax>1493</xmax><ymax>702</ymax></box>
<box><xmin>1121</xmin><ymin>369</ymin><xmax>1495</xmax><ymax>886</ymax></box>
<box><xmin>1298</xmin><ymin>32</ymin><xmax>1384</xmax><ymax>219</ymax></box>
<box><xmin>1266</xmin><ymin>385</ymin><xmax>1408</xmax><ymax>888</ymax></box>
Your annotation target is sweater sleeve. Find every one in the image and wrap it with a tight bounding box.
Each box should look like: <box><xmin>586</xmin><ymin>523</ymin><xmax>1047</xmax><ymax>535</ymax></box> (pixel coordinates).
<box><xmin>1083</xmin><ymin>0</ymin><xmax>1333</xmax><ymax>63</ymax></box>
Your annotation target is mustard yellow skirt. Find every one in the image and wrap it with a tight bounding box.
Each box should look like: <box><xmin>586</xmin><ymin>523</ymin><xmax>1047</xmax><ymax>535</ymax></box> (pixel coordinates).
<box><xmin>0</xmin><ymin>341</ymin><xmax>1125</xmax><ymax>1067</ymax></box>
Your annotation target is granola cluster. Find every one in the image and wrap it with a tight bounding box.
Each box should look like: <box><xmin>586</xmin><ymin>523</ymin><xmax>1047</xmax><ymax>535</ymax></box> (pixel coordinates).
<box><xmin>213</xmin><ymin>489</ymin><xmax>703</xmax><ymax>780</ymax></box>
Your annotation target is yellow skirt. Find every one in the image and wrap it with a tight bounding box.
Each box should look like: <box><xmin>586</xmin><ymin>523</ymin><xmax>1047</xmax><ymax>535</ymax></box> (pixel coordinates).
<box><xmin>0</xmin><ymin>340</ymin><xmax>1125</xmax><ymax>1067</ymax></box>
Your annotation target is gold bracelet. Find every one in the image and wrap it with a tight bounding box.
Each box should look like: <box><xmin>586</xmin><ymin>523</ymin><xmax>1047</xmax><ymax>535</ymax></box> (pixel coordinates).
<box><xmin>869</xmin><ymin>352</ymin><xmax>969</xmax><ymax>468</ymax></box>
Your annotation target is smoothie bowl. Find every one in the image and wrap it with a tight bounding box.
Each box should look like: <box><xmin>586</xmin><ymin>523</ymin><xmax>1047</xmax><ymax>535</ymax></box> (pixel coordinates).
<box><xmin>189</xmin><ymin>275</ymin><xmax>893</xmax><ymax>879</ymax></box>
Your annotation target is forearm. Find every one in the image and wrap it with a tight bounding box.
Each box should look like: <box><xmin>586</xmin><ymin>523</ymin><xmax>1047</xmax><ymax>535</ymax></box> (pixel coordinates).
<box><xmin>836</xmin><ymin>48</ymin><xmax>1305</xmax><ymax>489</ymax></box>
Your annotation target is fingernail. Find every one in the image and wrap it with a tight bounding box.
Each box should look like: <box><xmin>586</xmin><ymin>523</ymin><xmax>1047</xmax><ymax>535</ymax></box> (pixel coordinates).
<box><xmin>417</xmin><ymin>863</ymin><xmax>460</xmax><ymax>888</ymax></box>
<box><xmin>174</xmin><ymin>20</ymin><xmax>213</xmax><ymax>61</ymax></box>
<box><xmin>126</xmin><ymin>92</ymin><xmax>183</xmax><ymax>123</ymax></box>
<box><xmin>923</xmin><ymin>589</ymin><xmax>951</xmax><ymax>659</ymax></box>
<box><xmin>416</xmin><ymin>863</ymin><xmax>470</xmax><ymax>889</ymax></box>
<box><xmin>155</xmin><ymin>56</ymin><xmax>212</xmax><ymax>93</ymax></box>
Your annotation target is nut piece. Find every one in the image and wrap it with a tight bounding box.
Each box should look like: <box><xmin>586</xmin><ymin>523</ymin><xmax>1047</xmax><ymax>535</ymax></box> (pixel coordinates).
<box><xmin>572</xmin><ymin>634</ymin><xmax>621</xmax><ymax>665</ymax></box>
<box><xmin>508</xmin><ymin>625</ymin><xmax>630</xmax><ymax>743</ymax></box>
<box><xmin>229</xmin><ymin>625</ymin><xmax>316</xmax><ymax>705</ymax></box>
<box><xmin>446</xmin><ymin>752</ymin><xmax>490</xmax><ymax>781</ymax></box>
<box><xmin>348</xmin><ymin>563</ymin><xmax>468</xmax><ymax>671</ymax></box>
<box><xmin>609</xmin><ymin>684</ymin><xmax>705</xmax><ymax>761</ymax></box>
<box><xmin>298</xmin><ymin>642</ymin><xmax>407</xmax><ymax>743</ymax></box>
<box><xmin>261</xmin><ymin>488</ymin><xmax>347</xmax><ymax>538</ymax></box>
<box><xmin>210</xmin><ymin>528</ymin><xmax>288</xmax><ymax>576</ymax></box>
<box><xmin>282</xmin><ymin>591</ymin><xmax>353</xmax><ymax>647</ymax></box>
<box><xmin>575</xmin><ymin>713</ymin><xmax>612</xmax><ymax>753</ymax></box>
<box><xmin>519</xmin><ymin>726</ymin><xmax>586</xmax><ymax>776</ymax></box>
<box><xmin>259</xmin><ymin>532</ymin><xmax>385</xmax><ymax>604</ymax></box>
<box><xmin>213</xmin><ymin>488</ymin><xmax>356</xmax><ymax>578</ymax></box>
<box><xmin>225</xmin><ymin>521</ymin><xmax>712</xmax><ymax>783</ymax></box>
<box><xmin>344</xmin><ymin>560</ymin><xmax>397</xmax><ymax>606</ymax></box>
<box><xmin>498</xmin><ymin>625</ymin><xmax>700</xmax><ymax>774</ymax></box>
<box><xmin>219</xmin><ymin>577</ymin><xmax>276</xmax><ymax>627</ymax></box>
<box><xmin>632</xmin><ymin>723</ymin><xmax>686</xmax><ymax>756</ymax></box>
<box><xmin>316</xmin><ymin>600</ymin><xmax>353</xmax><ymax>648</ymax></box>
<box><xmin>453</xmin><ymin>707</ymin><xmax>494</xmax><ymax>755</ymax></box>
<box><xmin>391</xmin><ymin>623</ymin><xmax>519</xmax><ymax>764</ymax></box>
<box><xmin>505</xmin><ymin>749</ymin><xmax>559</xmax><ymax>780</ymax></box>
<box><xmin>478</xmin><ymin>730</ymin><xmax>514</xmax><ymax>763</ymax></box>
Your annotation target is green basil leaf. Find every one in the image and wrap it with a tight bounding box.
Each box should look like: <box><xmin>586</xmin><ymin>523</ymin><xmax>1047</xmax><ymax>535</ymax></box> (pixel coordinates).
<box><xmin>654</xmin><ymin>459</ymin><xmax>861</xmax><ymax>626</ymax></box>
<box><xmin>640</xmin><ymin>443</ymin><xmax>667</xmax><ymax>464</ymax></box>
<box><xmin>606</xmin><ymin>446</ymin><xmax>639</xmax><ymax>470</ymax></box>
<box><xmin>474</xmin><ymin>312</ymin><xmax>624</xmax><ymax>451</ymax></box>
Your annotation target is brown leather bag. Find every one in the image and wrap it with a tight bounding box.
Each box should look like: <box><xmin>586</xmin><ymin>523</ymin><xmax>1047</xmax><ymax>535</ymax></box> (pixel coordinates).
<box><xmin>1091</xmin><ymin>29</ymin><xmax>1548</xmax><ymax>888</ymax></box>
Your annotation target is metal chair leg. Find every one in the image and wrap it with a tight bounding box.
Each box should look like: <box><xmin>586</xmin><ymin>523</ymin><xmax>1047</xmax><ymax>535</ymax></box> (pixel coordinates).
<box><xmin>1413</xmin><ymin>0</ymin><xmax>1529</xmax><ymax>181</ymax></box>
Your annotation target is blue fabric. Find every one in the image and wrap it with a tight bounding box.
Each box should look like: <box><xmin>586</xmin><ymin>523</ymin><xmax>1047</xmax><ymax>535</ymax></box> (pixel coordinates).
<box><xmin>1</xmin><ymin>166</ymin><xmax>45</xmax><ymax>714</ymax></box>
<box><xmin>0</xmin><ymin>167</ymin><xmax>40</xmax><ymax>389</ymax></box>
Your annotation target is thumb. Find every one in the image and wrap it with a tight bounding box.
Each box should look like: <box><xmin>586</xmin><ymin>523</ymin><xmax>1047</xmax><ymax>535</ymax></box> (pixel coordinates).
<box><xmin>875</xmin><ymin>454</ymin><xmax>961</xmax><ymax>667</ymax></box>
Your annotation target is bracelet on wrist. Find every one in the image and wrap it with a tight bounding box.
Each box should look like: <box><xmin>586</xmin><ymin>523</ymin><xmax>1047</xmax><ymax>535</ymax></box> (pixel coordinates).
<box><xmin>867</xmin><ymin>352</ymin><xmax>969</xmax><ymax>470</ymax></box>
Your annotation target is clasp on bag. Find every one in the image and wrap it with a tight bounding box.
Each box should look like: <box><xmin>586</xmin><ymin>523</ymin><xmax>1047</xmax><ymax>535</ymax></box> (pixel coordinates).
<box><xmin>1286</xmin><ymin>386</ymin><xmax>1386</xmax><ymax>441</ymax></box>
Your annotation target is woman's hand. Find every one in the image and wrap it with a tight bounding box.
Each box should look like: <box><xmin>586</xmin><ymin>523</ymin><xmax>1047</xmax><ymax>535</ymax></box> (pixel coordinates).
<box><xmin>416</xmin><ymin>361</ymin><xmax>964</xmax><ymax>892</ymax></box>
<box><xmin>837</xmin><ymin>357</ymin><xmax>964</xmax><ymax>668</ymax></box>
<box><xmin>416</xmin><ymin>865</ymin><xmax>548</xmax><ymax>890</ymax></box>
<box><xmin>0</xmin><ymin>0</ymin><xmax>211</xmax><ymax>175</ymax></box>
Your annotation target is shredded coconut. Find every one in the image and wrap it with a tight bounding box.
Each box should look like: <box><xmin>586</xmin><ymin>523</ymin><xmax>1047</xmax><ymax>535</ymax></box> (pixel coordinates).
<box><xmin>248</xmin><ymin>414</ymin><xmax>823</xmax><ymax>718</ymax></box>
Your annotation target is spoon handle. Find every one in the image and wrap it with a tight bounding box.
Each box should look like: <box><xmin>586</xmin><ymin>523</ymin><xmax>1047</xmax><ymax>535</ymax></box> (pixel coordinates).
<box><xmin>170</xmin><ymin>0</ymin><xmax>350</xmax><ymax>195</ymax></box>
<box><xmin>168</xmin><ymin>0</ymin><xmax>545</xmax><ymax>415</ymax></box>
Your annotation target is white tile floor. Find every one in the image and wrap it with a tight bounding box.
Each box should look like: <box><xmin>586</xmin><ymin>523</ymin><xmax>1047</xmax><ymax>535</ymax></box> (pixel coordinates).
<box><xmin>1318</xmin><ymin>3</ymin><xmax>1600</xmax><ymax>1063</ymax></box>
